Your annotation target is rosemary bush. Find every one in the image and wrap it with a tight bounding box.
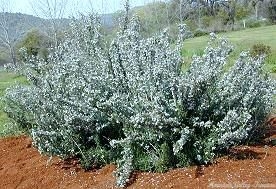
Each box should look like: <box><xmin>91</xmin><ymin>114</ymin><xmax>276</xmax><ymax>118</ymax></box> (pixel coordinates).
<box><xmin>4</xmin><ymin>14</ymin><xmax>275</xmax><ymax>187</ymax></box>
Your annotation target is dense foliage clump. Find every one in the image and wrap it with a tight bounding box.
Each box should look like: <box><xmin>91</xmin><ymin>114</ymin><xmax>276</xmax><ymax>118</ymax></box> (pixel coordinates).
<box><xmin>4</xmin><ymin>14</ymin><xmax>275</xmax><ymax>187</ymax></box>
<box><xmin>250</xmin><ymin>43</ymin><xmax>272</xmax><ymax>58</ymax></box>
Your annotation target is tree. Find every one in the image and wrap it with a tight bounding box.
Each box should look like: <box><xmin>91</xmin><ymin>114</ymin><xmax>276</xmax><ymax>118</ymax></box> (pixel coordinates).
<box><xmin>251</xmin><ymin>0</ymin><xmax>264</xmax><ymax>19</ymax></box>
<box><xmin>133</xmin><ymin>1</ymin><xmax>169</xmax><ymax>35</ymax></box>
<box><xmin>0</xmin><ymin>49</ymin><xmax>9</xmax><ymax>65</ymax></box>
<box><xmin>264</xmin><ymin>0</ymin><xmax>276</xmax><ymax>22</ymax></box>
<box><xmin>16</xmin><ymin>29</ymin><xmax>50</xmax><ymax>60</ymax></box>
<box><xmin>199</xmin><ymin>0</ymin><xmax>219</xmax><ymax>16</ymax></box>
<box><xmin>0</xmin><ymin>0</ymin><xmax>17</xmax><ymax>65</ymax></box>
<box><xmin>222</xmin><ymin>0</ymin><xmax>237</xmax><ymax>30</ymax></box>
<box><xmin>169</xmin><ymin>0</ymin><xmax>194</xmax><ymax>22</ymax></box>
<box><xmin>30</xmin><ymin>0</ymin><xmax>68</xmax><ymax>48</ymax></box>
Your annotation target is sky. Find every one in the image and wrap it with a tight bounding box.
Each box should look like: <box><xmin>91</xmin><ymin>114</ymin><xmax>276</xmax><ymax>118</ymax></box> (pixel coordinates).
<box><xmin>8</xmin><ymin>0</ymin><xmax>157</xmax><ymax>18</ymax></box>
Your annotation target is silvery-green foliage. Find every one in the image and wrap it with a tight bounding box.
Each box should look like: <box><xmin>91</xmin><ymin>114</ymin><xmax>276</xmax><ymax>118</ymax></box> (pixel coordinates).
<box><xmin>5</xmin><ymin>14</ymin><xmax>118</xmax><ymax>158</ymax></box>
<box><xmin>4</xmin><ymin>85</ymin><xmax>37</xmax><ymax>132</ymax></box>
<box><xmin>4</xmin><ymin>13</ymin><xmax>275</xmax><ymax>187</ymax></box>
<box><xmin>113</xmin><ymin>140</ymin><xmax>133</xmax><ymax>187</ymax></box>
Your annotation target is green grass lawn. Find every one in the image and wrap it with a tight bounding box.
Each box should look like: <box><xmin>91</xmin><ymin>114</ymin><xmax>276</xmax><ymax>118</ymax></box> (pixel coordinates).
<box><xmin>182</xmin><ymin>25</ymin><xmax>276</xmax><ymax>75</ymax></box>
<box><xmin>0</xmin><ymin>69</ymin><xmax>26</xmax><ymax>137</ymax></box>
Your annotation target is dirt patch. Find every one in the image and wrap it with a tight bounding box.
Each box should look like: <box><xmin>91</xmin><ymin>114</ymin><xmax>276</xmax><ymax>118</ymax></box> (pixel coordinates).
<box><xmin>0</xmin><ymin>136</ymin><xmax>116</xmax><ymax>189</ymax></box>
<box><xmin>0</xmin><ymin>119</ymin><xmax>276</xmax><ymax>189</ymax></box>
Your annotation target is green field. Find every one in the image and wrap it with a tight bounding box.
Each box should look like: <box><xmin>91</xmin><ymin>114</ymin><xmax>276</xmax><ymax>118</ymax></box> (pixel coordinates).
<box><xmin>183</xmin><ymin>25</ymin><xmax>276</xmax><ymax>75</ymax></box>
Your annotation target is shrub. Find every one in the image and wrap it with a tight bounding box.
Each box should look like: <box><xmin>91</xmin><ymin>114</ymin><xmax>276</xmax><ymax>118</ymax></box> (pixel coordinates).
<box><xmin>3</xmin><ymin>85</ymin><xmax>35</xmax><ymax>133</ymax></box>
<box><xmin>4</xmin><ymin>13</ymin><xmax>275</xmax><ymax>187</ymax></box>
<box><xmin>194</xmin><ymin>28</ymin><xmax>209</xmax><ymax>37</ymax></box>
<box><xmin>250</xmin><ymin>43</ymin><xmax>272</xmax><ymax>57</ymax></box>
<box><xmin>201</xmin><ymin>15</ymin><xmax>213</xmax><ymax>28</ymax></box>
<box><xmin>235</xmin><ymin>5</ymin><xmax>250</xmax><ymax>21</ymax></box>
<box><xmin>245</xmin><ymin>18</ymin><xmax>271</xmax><ymax>28</ymax></box>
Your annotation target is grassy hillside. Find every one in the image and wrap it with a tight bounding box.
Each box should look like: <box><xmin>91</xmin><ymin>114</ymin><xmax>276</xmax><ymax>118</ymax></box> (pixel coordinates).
<box><xmin>183</xmin><ymin>25</ymin><xmax>276</xmax><ymax>75</ymax></box>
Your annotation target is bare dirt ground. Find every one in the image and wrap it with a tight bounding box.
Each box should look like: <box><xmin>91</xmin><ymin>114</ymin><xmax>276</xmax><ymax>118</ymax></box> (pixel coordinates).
<box><xmin>0</xmin><ymin>117</ymin><xmax>276</xmax><ymax>189</ymax></box>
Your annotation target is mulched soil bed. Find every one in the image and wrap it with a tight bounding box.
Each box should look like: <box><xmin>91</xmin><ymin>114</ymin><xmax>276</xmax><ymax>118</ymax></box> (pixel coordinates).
<box><xmin>0</xmin><ymin>117</ymin><xmax>276</xmax><ymax>189</ymax></box>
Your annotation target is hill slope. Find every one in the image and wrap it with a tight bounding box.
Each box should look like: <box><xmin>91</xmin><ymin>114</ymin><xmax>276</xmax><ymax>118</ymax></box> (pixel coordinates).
<box><xmin>0</xmin><ymin>12</ymin><xmax>115</xmax><ymax>42</ymax></box>
<box><xmin>182</xmin><ymin>25</ymin><xmax>276</xmax><ymax>75</ymax></box>
<box><xmin>184</xmin><ymin>25</ymin><xmax>276</xmax><ymax>54</ymax></box>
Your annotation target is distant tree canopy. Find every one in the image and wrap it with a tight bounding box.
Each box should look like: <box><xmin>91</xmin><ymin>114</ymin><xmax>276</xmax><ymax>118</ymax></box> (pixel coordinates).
<box><xmin>133</xmin><ymin>2</ymin><xmax>169</xmax><ymax>35</ymax></box>
<box><xmin>129</xmin><ymin>0</ymin><xmax>274</xmax><ymax>35</ymax></box>
<box><xmin>0</xmin><ymin>49</ymin><xmax>9</xmax><ymax>65</ymax></box>
<box><xmin>265</xmin><ymin>0</ymin><xmax>276</xmax><ymax>22</ymax></box>
<box><xmin>16</xmin><ymin>29</ymin><xmax>50</xmax><ymax>60</ymax></box>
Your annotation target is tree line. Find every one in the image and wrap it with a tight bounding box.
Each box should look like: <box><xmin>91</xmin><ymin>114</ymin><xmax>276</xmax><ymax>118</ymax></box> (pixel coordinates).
<box><xmin>0</xmin><ymin>0</ymin><xmax>276</xmax><ymax>66</ymax></box>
